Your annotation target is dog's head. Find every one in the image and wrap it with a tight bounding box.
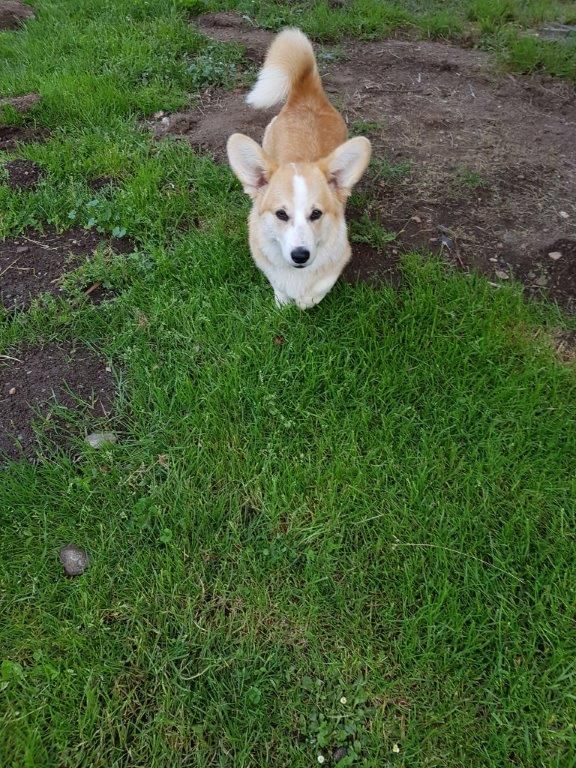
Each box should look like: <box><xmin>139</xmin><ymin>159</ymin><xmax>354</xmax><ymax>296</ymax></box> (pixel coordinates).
<box><xmin>227</xmin><ymin>135</ymin><xmax>371</xmax><ymax>269</ymax></box>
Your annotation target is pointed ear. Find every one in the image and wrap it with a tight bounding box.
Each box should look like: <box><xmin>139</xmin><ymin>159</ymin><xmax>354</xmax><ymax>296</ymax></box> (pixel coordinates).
<box><xmin>322</xmin><ymin>137</ymin><xmax>372</xmax><ymax>200</ymax></box>
<box><xmin>226</xmin><ymin>133</ymin><xmax>275</xmax><ymax>199</ymax></box>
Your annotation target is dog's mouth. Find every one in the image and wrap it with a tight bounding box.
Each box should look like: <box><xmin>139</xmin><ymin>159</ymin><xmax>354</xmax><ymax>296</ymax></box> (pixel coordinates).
<box><xmin>293</xmin><ymin>264</ymin><xmax>306</xmax><ymax>269</ymax></box>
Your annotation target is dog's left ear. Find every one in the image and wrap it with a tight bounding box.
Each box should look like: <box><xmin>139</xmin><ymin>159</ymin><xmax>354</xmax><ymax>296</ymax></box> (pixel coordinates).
<box><xmin>227</xmin><ymin>133</ymin><xmax>275</xmax><ymax>199</ymax></box>
<box><xmin>322</xmin><ymin>137</ymin><xmax>372</xmax><ymax>201</ymax></box>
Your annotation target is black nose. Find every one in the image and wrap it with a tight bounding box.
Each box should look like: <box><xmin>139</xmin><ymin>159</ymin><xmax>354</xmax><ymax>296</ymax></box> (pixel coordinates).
<box><xmin>291</xmin><ymin>247</ymin><xmax>310</xmax><ymax>265</ymax></box>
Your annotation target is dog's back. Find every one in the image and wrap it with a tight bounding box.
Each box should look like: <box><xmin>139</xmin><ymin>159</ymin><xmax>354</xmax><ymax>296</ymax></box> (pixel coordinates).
<box><xmin>246</xmin><ymin>29</ymin><xmax>347</xmax><ymax>164</ymax></box>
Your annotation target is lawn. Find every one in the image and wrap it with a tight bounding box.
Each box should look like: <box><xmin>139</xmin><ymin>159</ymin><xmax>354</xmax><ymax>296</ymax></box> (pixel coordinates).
<box><xmin>1</xmin><ymin>1</ymin><xmax>576</xmax><ymax>767</ymax></box>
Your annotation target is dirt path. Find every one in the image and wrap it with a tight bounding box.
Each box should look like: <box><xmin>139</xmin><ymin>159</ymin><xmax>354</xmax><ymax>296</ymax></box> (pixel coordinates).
<box><xmin>155</xmin><ymin>12</ymin><xmax>576</xmax><ymax>309</ymax></box>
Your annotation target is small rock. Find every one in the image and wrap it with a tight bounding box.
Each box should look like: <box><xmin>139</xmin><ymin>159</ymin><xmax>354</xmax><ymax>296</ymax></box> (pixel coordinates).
<box><xmin>489</xmin><ymin>257</ymin><xmax>497</xmax><ymax>262</ymax></box>
<box><xmin>59</xmin><ymin>544</ymin><xmax>89</xmax><ymax>576</ymax></box>
<box><xmin>85</xmin><ymin>431</ymin><xmax>117</xmax><ymax>448</ymax></box>
<box><xmin>411</xmin><ymin>215</ymin><xmax>422</xmax><ymax>223</ymax></box>
<box><xmin>8</xmin><ymin>387</ymin><xmax>16</xmax><ymax>395</ymax></box>
<box><xmin>534</xmin><ymin>275</ymin><xmax>548</xmax><ymax>287</ymax></box>
<box><xmin>548</xmin><ymin>251</ymin><xmax>562</xmax><ymax>260</ymax></box>
<box><xmin>153</xmin><ymin>110</ymin><xmax>165</xmax><ymax>119</ymax></box>
<box><xmin>15</xmin><ymin>245</ymin><xmax>29</xmax><ymax>254</ymax></box>
<box><xmin>495</xmin><ymin>270</ymin><xmax>510</xmax><ymax>280</ymax></box>
<box><xmin>559</xmin><ymin>211</ymin><xmax>569</xmax><ymax>219</ymax></box>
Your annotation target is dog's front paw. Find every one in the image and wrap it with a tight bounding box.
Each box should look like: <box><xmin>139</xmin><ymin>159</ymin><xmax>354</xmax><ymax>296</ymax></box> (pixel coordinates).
<box><xmin>295</xmin><ymin>296</ymin><xmax>319</xmax><ymax>310</ymax></box>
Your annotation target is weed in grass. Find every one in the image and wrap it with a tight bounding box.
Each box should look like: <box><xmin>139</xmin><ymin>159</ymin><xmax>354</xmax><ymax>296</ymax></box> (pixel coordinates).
<box><xmin>295</xmin><ymin>675</ymin><xmax>381</xmax><ymax>766</ymax></box>
<box><xmin>317</xmin><ymin>44</ymin><xmax>347</xmax><ymax>65</ymax></box>
<box><xmin>368</xmin><ymin>157</ymin><xmax>412</xmax><ymax>184</ymax></box>
<box><xmin>186</xmin><ymin>42</ymin><xmax>246</xmax><ymax>90</ymax></box>
<box><xmin>350</xmin><ymin>212</ymin><xmax>396</xmax><ymax>251</ymax></box>
<box><xmin>453</xmin><ymin>166</ymin><xmax>488</xmax><ymax>190</ymax></box>
<box><xmin>350</xmin><ymin>119</ymin><xmax>384</xmax><ymax>136</ymax></box>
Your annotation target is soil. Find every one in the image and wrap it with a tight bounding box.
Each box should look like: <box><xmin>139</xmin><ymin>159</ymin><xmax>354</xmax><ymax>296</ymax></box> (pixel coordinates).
<box><xmin>342</xmin><ymin>242</ymin><xmax>401</xmax><ymax>286</ymax></box>
<box><xmin>0</xmin><ymin>341</ymin><xmax>115</xmax><ymax>462</ymax></box>
<box><xmin>552</xmin><ymin>328</ymin><xmax>576</xmax><ymax>364</ymax></box>
<box><xmin>0</xmin><ymin>93</ymin><xmax>41</xmax><ymax>113</ymax></box>
<box><xmin>3</xmin><ymin>158</ymin><xmax>42</xmax><ymax>190</ymax></box>
<box><xmin>88</xmin><ymin>176</ymin><xmax>116</xmax><ymax>191</ymax></box>
<box><xmin>195</xmin><ymin>12</ymin><xmax>273</xmax><ymax>62</ymax></box>
<box><xmin>0</xmin><ymin>124</ymin><xmax>49</xmax><ymax>152</ymax></box>
<box><xmin>0</xmin><ymin>0</ymin><xmax>34</xmax><ymax>30</ymax></box>
<box><xmin>163</xmin><ymin>13</ymin><xmax>576</xmax><ymax>309</ymax></box>
<box><xmin>151</xmin><ymin>90</ymin><xmax>277</xmax><ymax>163</ymax></box>
<box><xmin>0</xmin><ymin>227</ymin><xmax>133</xmax><ymax>311</ymax></box>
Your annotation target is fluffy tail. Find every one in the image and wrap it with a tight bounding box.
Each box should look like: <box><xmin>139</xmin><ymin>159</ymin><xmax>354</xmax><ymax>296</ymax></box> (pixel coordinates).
<box><xmin>246</xmin><ymin>28</ymin><xmax>319</xmax><ymax>109</ymax></box>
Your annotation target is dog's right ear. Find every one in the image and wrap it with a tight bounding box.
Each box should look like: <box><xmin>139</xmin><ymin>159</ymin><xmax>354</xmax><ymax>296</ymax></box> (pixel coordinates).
<box><xmin>227</xmin><ymin>134</ymin><xmax>275</xmax><ymax>199</ymax></box>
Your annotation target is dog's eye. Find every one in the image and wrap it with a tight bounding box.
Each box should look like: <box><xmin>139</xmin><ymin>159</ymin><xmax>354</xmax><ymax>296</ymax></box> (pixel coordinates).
<box><xmin>275</xmin><ymin>209</ymin><xmax>289</xmax><ymax>222</ymax></box>
<box><xmin>310</xmin><ymin>209</ymin><xmax>323</xmax><ymax>221</ymax></box>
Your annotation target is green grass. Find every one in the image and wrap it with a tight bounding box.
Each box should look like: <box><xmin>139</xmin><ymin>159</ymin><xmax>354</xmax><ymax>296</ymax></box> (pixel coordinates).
<box><xmin>200</xmin><ymin>0</ymin><xmax>576</xmax><ymax>80</ymax></box>
<box><xmin>368</xmin><ymin>157</ymin><xmax>412</xmax><ymax>184</ymax></box>
<box><xmin>350</xmin><ymin>212</ymin><xmax>397</xmax><ymax>251</ymax></box>
<box><xmin>1</xmin><ymin>2</ymin><xmax>576</xmax><ymax>767</ymax></box>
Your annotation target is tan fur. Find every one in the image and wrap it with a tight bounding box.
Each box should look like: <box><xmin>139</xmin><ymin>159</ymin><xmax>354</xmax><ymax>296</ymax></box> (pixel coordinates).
<box><xmin>258</xmin><ymin>31</ymin><xmax>347</xmax><ymax>164</ymax></box>
<box><xmin>227</xmin><ymin>29</ymin><xmax>371</xmax><ymax>309</ymax></box>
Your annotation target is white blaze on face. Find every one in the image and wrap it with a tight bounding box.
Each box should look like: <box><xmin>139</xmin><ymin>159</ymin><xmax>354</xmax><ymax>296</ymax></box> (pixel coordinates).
<box><xmin>280</xmin><ymin>171</ymin><xmax>316</xmax><ymax>264</ymax></box>
<box><xmin>293</xmin><ymin>174</ymin><xmax>309</xmax><ymax>229</ymax></box>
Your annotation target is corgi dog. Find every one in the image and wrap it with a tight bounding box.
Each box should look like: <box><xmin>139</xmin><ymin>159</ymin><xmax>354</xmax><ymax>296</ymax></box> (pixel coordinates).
<box><xmin>227</xmin><ymin>29</ymin><xmax>371</xmax><ymax>309</ymax></box>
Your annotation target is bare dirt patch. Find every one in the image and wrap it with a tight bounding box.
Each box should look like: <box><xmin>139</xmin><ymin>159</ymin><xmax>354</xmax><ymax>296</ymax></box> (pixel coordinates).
<box><xmin>172</xmin><ymin>13</ymin><xmax>576</xmax><ymax>308</ymax></box>
<box><xmin>88</xmin><ymin>176</ymin><xmax>116</xmax><ymax>192</ymax></box>
<box><xmin>0</xmin><ymin>93</ymin><xmax>46</xmax><ymax>152</ymax></box>
<box><xmin>2</xmin><ymin>158</ymin><xmax>42</xmax><ymax>190</ymax></box>
<box><xmin>342</xmin><ymin>242</ymin><xmax>401</xmax><ymax>286</ymax></box>
<box><xmin>0</xmin><ymin>0</ymin><xmax>34</xmax><ymax>30</ymax></box>
<box><xmin>515</xmin><ymin>238</ymin><xmax>576</xmax><ymax>313</ymax></box>
<box><xmin>0</xmin><ymin>125</ymin><xmax>49</xmax><ymax>152</ymax></box>
<box><xmin>0</xmin><ymin>227</ymin><xmax>133</xmax><ymax>311</ymax></box>
<box><xmin>331</xmin><ymin>39</ymin><xmax>576</xmax><ymax>309</ymax></box>
<box><xmin>194</xmin><ymin>12</ymin><xmax>273</xmax><ymax>62</ymax></box>
<box><xmin>0</xmin><ymin>93</ymin><xmax>41</xmax><ymax>113</ymax></box>
<box><xmin>551</xmin><ymin>328</ymin><xmax>576</xmax><ymax>364</ymax></box>
<box><xmin>151</xmin><ymin>90</ymin><xmax>276</xmax><ymax>163</ymax></box>
<box><xmin>0</xmin><ymin>342</ymin><xmax>115</xmax><ymax>462</ymax></box>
